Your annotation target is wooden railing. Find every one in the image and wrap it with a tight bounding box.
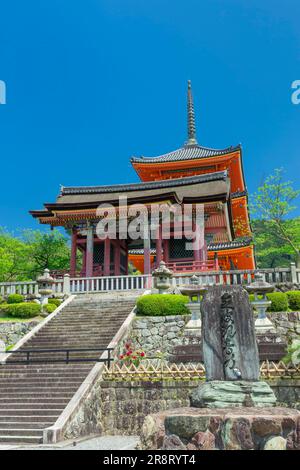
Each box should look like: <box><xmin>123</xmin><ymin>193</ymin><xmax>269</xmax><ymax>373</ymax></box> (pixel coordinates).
<box><xmin>165</xmin><ymin>259</ymin><xmax>218</xmax><ymax>273</ymax></box>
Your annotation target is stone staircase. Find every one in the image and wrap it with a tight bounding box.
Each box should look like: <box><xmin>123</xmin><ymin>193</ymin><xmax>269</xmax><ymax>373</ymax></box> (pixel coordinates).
<box><xmin>0</xmin><ymin>292</ymin><xmax>138</xmax><ymax>444</ymax></box>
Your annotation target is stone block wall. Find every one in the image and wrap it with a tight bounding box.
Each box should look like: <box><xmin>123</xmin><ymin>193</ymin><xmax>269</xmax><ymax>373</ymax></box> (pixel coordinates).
<box><xmin>0</xmin><ymin>321</ymin><xmax>39</xmax><ymax>348</ymax></box>
<box><xmin>115</xmin><ymin>312</ymin><xmax>299</xmax><ymax>360</ymax></box>
<box><xmin>99</xmin><ymin>380</ymin><xmax>198</xmax><ymax>435</ymax></box>
<box><xmin>98</xmin><ymin>379</ymin><xmax>300</xmax><ymax>436</ymax></box>
<box><xmin>116</xmin><ymin>315</ymin><xmax>191</xmax><ymax>358</ymax></box>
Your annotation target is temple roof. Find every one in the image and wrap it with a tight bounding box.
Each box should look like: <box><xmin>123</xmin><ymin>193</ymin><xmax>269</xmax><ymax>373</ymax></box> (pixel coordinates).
<box><xmin>130</xmin><ymin>143</ymin><xmax>241</xmax><ymax>164</ymax></box>
<box><xmin>30</xmin><ymin>171</ymin><xmax>231</xmax><ymax>219</ymax></box>
<box><xmin>60</xmin><ymin>171</ymin><xmax>228</xmax><ymax>196</ymax></box>
<box><xmin>131</xmin><ymin>80</ymin><xmax>241</xmax><ymax>165</ymax></box>
<box><xmin>128</xmin><ymin>238</ymin><xmax>252</xmax><ymax>255</ymax></box>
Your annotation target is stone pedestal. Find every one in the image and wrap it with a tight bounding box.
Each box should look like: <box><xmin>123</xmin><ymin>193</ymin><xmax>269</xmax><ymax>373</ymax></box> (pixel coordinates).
<box><xmin>190</xmin><ymin>380</ymin><xmax>276</xmax><ymax>408</ymax></box>
<box><xmin>184</xmin><ymin>303</ymin><xmax>201</xmax><ymax>337</ymax></box>
<box><xmin>139</xmin><ymin>407</ymin><xmax>300</xmax><ymax>450</ymax></box>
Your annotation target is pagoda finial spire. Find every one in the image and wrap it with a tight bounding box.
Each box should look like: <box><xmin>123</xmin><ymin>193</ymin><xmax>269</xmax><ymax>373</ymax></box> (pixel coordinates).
<box><xmin>186</xmin><ymin>80</ymin><xmax>198</xmax><ymax>146</ymax></box>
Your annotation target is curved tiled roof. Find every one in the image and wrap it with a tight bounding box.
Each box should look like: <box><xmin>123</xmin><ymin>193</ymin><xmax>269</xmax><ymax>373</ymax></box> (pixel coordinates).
<box><xmin>231</xmin><ymin>190</ymin><xmax>248</xmax><ymax>199</ymax></box>
<box><xmin>131</xmin><ymin>144</ymin><xmax>241</xmax><ymax>164</ymax></box>
<box><xmin>60</xmin><ymin>171</ymin><xmax>228</xmax><ymax>196</ymax></box>
<box><xmin>128</xmin><ymin>238</ymin><xmax>252</xmax><ymax>255</ymax></box>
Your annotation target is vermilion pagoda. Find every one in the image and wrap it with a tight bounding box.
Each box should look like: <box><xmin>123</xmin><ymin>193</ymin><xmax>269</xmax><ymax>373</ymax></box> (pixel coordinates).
<box><xmin>30</xmin><ymin>82</ymin><xmax>255</xmax><ymax>276</ymax></box>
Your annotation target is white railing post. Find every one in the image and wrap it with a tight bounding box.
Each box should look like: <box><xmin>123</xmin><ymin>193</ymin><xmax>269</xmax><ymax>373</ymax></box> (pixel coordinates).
<box><xmin>290</xmin><ymin>262</ymin><xmax>297</xmax><ymax>284</ymax></box>
<box><xmin>63</xmin><ymin>274</ymin><xmax>70</xmax><ymax>295</ymax></box>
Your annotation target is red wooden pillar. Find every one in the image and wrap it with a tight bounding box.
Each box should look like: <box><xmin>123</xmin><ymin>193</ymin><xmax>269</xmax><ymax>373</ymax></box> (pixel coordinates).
<box><xmin>85</xmin><ymin>226</ymin><xmax>94</xmax><ymax>277</ymax></box>
<box><xmin>114</xmin><ymin>241</ymin><xmax>121</xmax><ymax>275</ymax></box>
<box><xmin>70</xmin><ymin>227</ymin><xmax>77</xmax><ymax>276</ymax></box>
<box><xmin>81</xmin><ymin>247</ymin><xmax>87</xmax><ymax>276</ymax></box>
<box><xmin>155</xmin><ymin>223</ymin><xmax>162</xmax><ymax>267</ymax></box>
<box><xmin>104</xmin><ymin>237</ymin><xmax>111</xmax><ymax>276</ymax></box>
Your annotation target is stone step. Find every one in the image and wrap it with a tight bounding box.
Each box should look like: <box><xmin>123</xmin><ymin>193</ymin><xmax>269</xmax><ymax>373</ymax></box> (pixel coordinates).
<box><xmin>0</xmin><ymin>400</ymin><xmax>69</xmax><ymax>407</ymax></box>
<box><xmin>0</xmin><ymin>403</ymin><xmax>66</xmax><ymax>410</ymax></box>
<box><xmin>0</xmin><ymin>379</ymin><xmax>84</xmax><ymax>385</ymax></box>
<box><xmin>0</xmin><ymin>409</ymin><xmax>62</xmax><ymax>417</ymax></box>
<box><xmin>0</xmin><ymin>428</ymin><xmax>48</xmax><ymax>437</ymax></box>
<box><xmin>0</xmin><ymin>435</ymin><xmax>43</xmax><ymax>444</ymax></box>
<box><xmin>1</xmin><ymin>387</ymin><xmax>80</xmax><ymax>394</ymax></box>
<box><xmin>0</xmin><ymin>422</ymin><xmax>52</xmax><ymax>429</ymax></box>
<box><xmin>0</xmin><ymin>415</ymin><xmax>58</xmax><ymax>423</ymax></box>
<box><xmin>0</xmin><ymin>392</ymin><xmax>74</xmax><ymax>399</ymax></box>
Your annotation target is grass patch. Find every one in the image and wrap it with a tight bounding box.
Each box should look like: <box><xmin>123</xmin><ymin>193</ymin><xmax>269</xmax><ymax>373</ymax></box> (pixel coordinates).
<box><xmin>0</xmin><ymin>316</ymin><xmax>43</xmax><ymax>323</ymax></box>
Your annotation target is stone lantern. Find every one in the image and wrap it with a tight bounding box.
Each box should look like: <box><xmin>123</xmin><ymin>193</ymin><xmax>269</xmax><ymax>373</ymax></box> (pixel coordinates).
<box><xmin>152</xmin><ymin>261</ymin><xmax>173</xmax><ymax>294</ymax></box>
<box><xmin>37</xmin><ymin>268</ymin><xmax>55</xmax><ymax>306</ymax></box>
<box><xmin>180</xmin><ymin>275</ymin><xmax>207</xmax><ymax>336</ymax></box>
<box><xmin>245</xmin><ymin>272</ymin><xmax>275</xmax><ymax>333</ymax></box>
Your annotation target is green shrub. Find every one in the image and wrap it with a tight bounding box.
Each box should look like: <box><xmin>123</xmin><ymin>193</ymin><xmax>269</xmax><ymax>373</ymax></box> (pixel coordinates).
<box><xmin>248</xmin><ymin>292</ymin><xmax>289</xmax><ymax>312</ymax></box>
<box><xmin>44</xmin><ymin>303</ymin><xmax>57</xmax><ymax>314</ymax></box>
<box><xmin>48</xmin><ymin>298</ymin><xmax>61</xmax><ymax>307</ymax></box>
<box><xmin>266</xmin><ymin>292</ymin><xmax>289</xmax><ymax>312</ymax></box>
<box><xmin>136</xmin><ymin>294</ymin><xmax>189</xmax><ymax>316</ymax></box>
<box><xmin>0</xmin><ymin>302</ymin><xmax>41</xmax><ymax>318</ymax></box>
<box><xmin>7</xmin><ymin>294</ymin><xmax>24</xmax><ymax>304</ymax></box>
<box><xmin>287</xmin><ymin>291</ymin><xmax>300</xmax><ymax>311</ymax></box>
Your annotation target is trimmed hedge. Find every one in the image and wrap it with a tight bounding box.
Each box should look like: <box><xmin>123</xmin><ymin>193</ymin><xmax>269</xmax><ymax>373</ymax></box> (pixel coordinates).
<box><xmin>44</xmin><ymin>303</ymin><xmax>57</xmax><ymax>314</ymax></box>
<box><xmin>48</xmin><ymin>298</ymin><xmax>61</xmax><ymax>307</ymax></box>
<box><xmin>286</xmin><ymin>291</ymin><xmax>300</xmax><ymax>311</ymax></box>
<box><xmin>7</xmin><ymin>294</ymin><xmax>24</xmax><ymax>304</ymax></box>
<box><xmin>266</xmin><ymin>292</ymin><xmax>289</xmax><ymax>312</ymax></box>
<box><xmin>0</xmin><ymin>302</ymin><xmax>41</xmax><ymax>318</ymax></box>
<box><xmin>136</xmin><ymin>294</ymin><xmax>189</xmax><ymax>317</ymax></box>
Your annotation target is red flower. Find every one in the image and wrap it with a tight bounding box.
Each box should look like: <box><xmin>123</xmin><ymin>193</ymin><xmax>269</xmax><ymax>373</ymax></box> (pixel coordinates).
<box><xmin>132</xmin><ymin>356</ymin><xmax>137</xmax><ymax>359</ymax></box>
<box><xmin>126</xmin><ymin>351</ymin><xmax>131</xmax><ymax>356</ymax></box>
<box><xmin>125</xmin><ymin>342</ymin><xmax>131</xmax><ymax>350</ymax></box>
<box><xmin>140</xmin><ymin>352</ymin><xmax>145</xmax><ymax>357</ymax></box>
<box><xmin>119</xmin><ymin>354</ymin><xmax>124</xmax><ymax>359</ymax></box>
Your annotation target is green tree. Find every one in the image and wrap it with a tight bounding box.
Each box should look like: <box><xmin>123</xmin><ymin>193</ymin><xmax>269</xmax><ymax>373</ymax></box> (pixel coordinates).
<box><xmin>0</xmin><ymin>229</ymin><xmax>32</xmax><ymax>281</ymax></box>
<box><xmin>251</xmin><ymin>169</ymin><xmax>300</xmax><ymax>267</ymax></box>
<box><xmin>23</xmin><ymin>229</ymin><xmax>71</xmax><ymax>276</ymax></box>
<box><xmin>0</xmin><ymin>228</ymin><xmax>71</xmax><ymax>281</ymax></box>
<box><xmin>252</xmin><ymin>219</ymin><xmax>300</xmax><ymax>268</ymax></box>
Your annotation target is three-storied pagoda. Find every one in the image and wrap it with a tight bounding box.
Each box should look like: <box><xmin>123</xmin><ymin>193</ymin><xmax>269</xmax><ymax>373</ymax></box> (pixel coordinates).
<box><xmin>30</xmin><ymin>82</ymin><xmax>255</xmax><ymax>276</ymax></box>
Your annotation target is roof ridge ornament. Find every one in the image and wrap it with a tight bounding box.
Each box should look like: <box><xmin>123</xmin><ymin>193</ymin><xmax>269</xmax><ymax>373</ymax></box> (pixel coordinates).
<box><xmin>186</xmin><ymin>80</ymin><xmax>198</xmax><ymax>146</ymax></box>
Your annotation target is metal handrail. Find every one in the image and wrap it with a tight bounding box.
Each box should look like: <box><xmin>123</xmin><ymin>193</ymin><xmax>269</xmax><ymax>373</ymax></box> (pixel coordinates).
<box><xmin>5</xmin><ymin>347</ymin><xmax>114</xmax><ymax>367</ymax></box>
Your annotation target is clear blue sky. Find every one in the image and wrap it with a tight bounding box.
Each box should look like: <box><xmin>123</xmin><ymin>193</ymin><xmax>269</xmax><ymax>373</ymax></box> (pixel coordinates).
<box><xmin>0</xmin><ymin>0</ymin><xmax>300</xmax><ymax>232</ymax></box>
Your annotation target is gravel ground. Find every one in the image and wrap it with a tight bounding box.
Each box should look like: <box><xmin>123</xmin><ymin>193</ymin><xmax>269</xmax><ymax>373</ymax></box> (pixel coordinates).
<box><xmin>0</xmin><ymin>436</ymin><xmax>140</xmax><ymax>451</ymax></box>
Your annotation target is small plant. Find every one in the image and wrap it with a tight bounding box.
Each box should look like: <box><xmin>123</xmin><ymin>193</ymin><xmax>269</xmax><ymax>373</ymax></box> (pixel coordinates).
<box><xmin>0</xmin><ymin>302</ymin><xmax>41</xmax><ymax>318</ymax></box>
<box><xmin>266</xmin><ymin>292</ymin><xmax>289</xmax><ymax>312</ymax></box>
<box><xmin>43</xmin><ymin>303</ymin><xmax>57</xmax><ymax>314</ymax></box>
<box><xmin>118</xmin><ymin>340</ymin><xmax>146</xmax><ymax>367</ymax></box>
<box><xmin>283</xmin><ymin>339</ymin><xmax>300</xmax><ymax>366</ymax></box>
<box><xmin>287</xmin><ymin>291</ymin><xmax>300</xmax><ymax>311</ymax></box>
<box><xmin>7</xmin><ymin>294</ymin><xmax>24</xmax><ymax>304</ymax></box>
<box><xmin>48</xmin><ymin>298</ymin><xmax>62</xmax><ymax>307</ymax></box>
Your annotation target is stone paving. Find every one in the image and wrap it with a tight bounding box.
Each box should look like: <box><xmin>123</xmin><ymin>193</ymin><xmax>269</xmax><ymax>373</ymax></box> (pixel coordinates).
<box><xmin>0</xmin><ymin>435</ymin><xmax>139</xmax><ymax>451</ymax></box>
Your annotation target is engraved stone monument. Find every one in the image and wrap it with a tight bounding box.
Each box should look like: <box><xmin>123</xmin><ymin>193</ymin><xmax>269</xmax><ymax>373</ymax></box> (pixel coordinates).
<box><xmin>190</xmin><ymin>285</ymin><xmax>276</xmax><ymax>408</ymax></box>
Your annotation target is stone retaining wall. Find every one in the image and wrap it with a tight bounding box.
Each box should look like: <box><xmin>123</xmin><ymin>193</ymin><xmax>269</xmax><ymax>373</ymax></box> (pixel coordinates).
<box><xmin>116</xmin><ymin>312</ymin><xmax>300</xmax><ymax>359</ymax></box>
<box><xmin>0</xmin><ymin>320</ymin><xmax>40</xmax><ymax>348</ymax></box>
<box><xmin>98</xmin><ymin>379</ymin><xmax>300</xmax><ymax>435</ymax></box>
<box><xmin>116</xmin><ymin>315</ymin><xmax>191</xmax><ymax>358</ymax></box>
